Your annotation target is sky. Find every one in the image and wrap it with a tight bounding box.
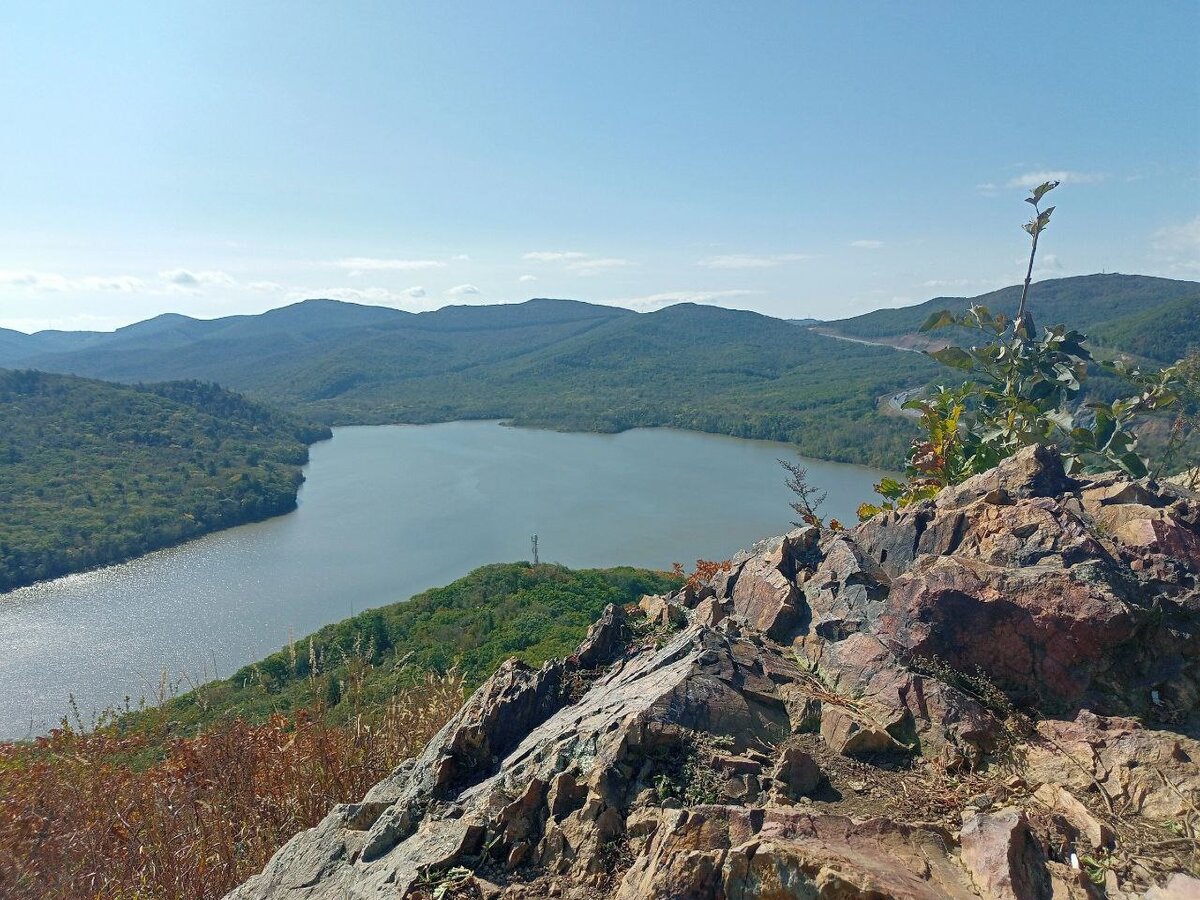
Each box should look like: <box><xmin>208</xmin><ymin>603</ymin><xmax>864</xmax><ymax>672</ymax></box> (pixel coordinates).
<box><xmin>0</xmin><ymin>2</ymin><xmax>1197</xmax><ymax>333</ymax></box>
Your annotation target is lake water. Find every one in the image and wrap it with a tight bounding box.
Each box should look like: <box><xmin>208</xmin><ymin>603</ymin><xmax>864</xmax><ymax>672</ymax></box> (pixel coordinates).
<box><xmin>0</xmin><ymin>422</ymin><xmax>887</xmax><ymax>738</ymax></box>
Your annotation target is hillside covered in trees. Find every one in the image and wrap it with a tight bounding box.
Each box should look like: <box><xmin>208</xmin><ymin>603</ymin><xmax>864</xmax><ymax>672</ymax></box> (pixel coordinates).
<box><xmin>125</xmin><ymin>562</ymin><xmax>682</xmax><ymax>735</ymax></box>
<box><xmin>4</xmin><ymin>275</ymin><xmax>1197</xmax><ymax>470</ymax></box>
<box><xmin>817</xmin><ymin>273</ymin><xmax>1199</xmax><ymax>349</ymax></box>
<box><xmin>0</xmin><ymin>371</ymin><xmax>330</xmax><ymax>592</ymax></box>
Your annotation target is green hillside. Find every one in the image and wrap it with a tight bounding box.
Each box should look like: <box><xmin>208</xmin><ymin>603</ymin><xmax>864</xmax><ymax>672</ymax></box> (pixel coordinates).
<box><xmin>822</xmin><ymin>274</ymin><xmax>1200</xmax><ymax>343</ymax></box>
<box><xmin>1089</xmin><ymin>293</ymin><xmax>1200</xmax><ymax>363</ymax></box>
<box><xmin>0</xmin><ymin>371</ymin><xmax>330</xmax><ymax>592</ymax></box>
<box><xmin>7</xmin><ymin>276</ymin><xmax>1197</xmax><ymax>474</ymax></box>
<box><xmin>4</xmin><ymin>298</ymin><xmax>938</xmax><ymax>468</ymax></box>
<box><xmin>126</xmin><ymin>562</ymin><xmax>682</xmax><ymax>735</ymax></box>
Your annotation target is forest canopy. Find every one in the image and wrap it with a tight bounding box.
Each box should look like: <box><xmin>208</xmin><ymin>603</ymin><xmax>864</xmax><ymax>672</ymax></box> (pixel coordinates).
<box><xmin>0</xmin><ymin>370</ymin><xmax>330</xmax><ymax>593</ymax></box>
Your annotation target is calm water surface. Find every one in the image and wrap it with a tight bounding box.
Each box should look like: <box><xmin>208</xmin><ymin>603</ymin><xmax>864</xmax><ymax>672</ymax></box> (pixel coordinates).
<box><xmin>0</xmin><ymin>422</ymin><xmax>886</xmax><ymax>737</ymax></box>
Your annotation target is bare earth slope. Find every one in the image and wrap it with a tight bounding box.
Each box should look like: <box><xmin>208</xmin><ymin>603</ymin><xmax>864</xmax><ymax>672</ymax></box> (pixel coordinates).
<box><xmin>229</xmin><ymin>446</ymin><xmax>1200</xmax><ymax>899</ymax></box>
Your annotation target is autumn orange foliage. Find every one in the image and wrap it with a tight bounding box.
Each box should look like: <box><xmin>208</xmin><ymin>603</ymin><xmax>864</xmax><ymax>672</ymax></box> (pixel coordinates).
<box><xmin>0</xmin><ymin>671</ymin><xmax>464</xmax><ymax>900</ymax></box>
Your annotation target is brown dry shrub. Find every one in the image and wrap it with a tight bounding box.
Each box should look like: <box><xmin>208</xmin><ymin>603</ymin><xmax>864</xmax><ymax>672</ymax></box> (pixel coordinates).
<box><xmin>0</xmin><ymin>670</ymin><xmax>464</xmax><ymax>900</ymax></box>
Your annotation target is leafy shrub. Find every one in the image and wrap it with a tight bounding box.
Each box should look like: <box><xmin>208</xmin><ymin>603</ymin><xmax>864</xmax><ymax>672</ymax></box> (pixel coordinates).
<box><xmin>860</xmin><ymin>182</ymin><xmax>1199</xmax><ymax>518</ymax></box>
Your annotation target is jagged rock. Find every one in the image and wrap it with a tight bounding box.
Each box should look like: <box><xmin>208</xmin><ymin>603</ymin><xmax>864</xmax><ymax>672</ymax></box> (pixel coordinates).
<box><xmin>637</xmin><ymin>593</ymin><xmax>686</xmax><ymax>628</ymax></box>
<box><xmin>616</xmin><ymin>808</ymin><xmax>977</xmax><ymax>899</ymax></box>
<box><xmin>229</xmin><ymin>447</ymin><xmax>1200</xmax><ymax>900</ymax></box>
<box><xmin>1026</xmin><ymin>711</ymin><xmax>1200</xmax><ymax>821</ymax></box>
<box><xmin>1033</xmin><ymin>782</ymin><xmax>1114</xmax><ymax>849</ymax></box>
<box><xmin>728</xmin><ymin>529</ymin><xmax>814</xmax><ymax>640</ymax></box>
<box><xmin>960</xmin><ymin>807</ymin><xmax>1051</xmax><ymax>900</ymax></box>
<box><xmin>771</xmin><ymin>745</ymin><xmax>823</xmax><ymax>799</ymax></box>
<box><xmin>571</xmin><ymin>603</ymin><xmax>630</xmax><ymax>669</ymax></box>
<box><xmin>692</xmin><ymin>595</ymin><xmax>729</xmax><ymax>627</ymax></box>
<box><xmin>935</xmin><ymin>443</ymin><xmax>1073</xmax><ymax>510</ymax></box>
<box><xmin>819</xmin><ymin>705</ymin><xmax>899</xmax><ymax>756</ymax></box>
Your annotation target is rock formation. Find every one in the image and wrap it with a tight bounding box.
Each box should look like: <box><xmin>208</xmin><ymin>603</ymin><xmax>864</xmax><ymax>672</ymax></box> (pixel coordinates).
<box><xmin>228</xmin><ymin>446</ymin><xmax>1200</xmax><ymax>899</ymax></box>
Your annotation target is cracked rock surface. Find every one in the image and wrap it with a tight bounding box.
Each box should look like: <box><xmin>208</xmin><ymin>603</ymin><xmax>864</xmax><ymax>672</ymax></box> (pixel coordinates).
<box><xmin>228</xmin><ymin>446</ymin><xmax>1200</xmax><ymax>899</ymax></box>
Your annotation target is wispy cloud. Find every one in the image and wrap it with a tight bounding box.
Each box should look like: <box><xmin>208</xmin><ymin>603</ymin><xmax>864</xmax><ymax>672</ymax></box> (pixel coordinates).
<box><xmin>522</xmin><ymin>250</ymin><xmax>588</xmax><ymax>262</ymax></box>
<box><xmin>566</xmin><ymin>257</ymin><xmax>631</xmax><ymax>276</ymax></box>
<box><xmin>330</xmin><ymin>257</ymin><xmax>449</xmax><ymax>274</ymax></box>
<box><xmin>1151</xmin><ymin>216</ymin><xmax>1200</xmax><ymax>274</ymax></box>
<box><xmin>614</xmin><ymin>289</ymin><xmax>760</xmax><ymax>312</ymax></box>
<box><xmin>850</xmin><ymin>240</ymin><xmax>884</xmax><ymax>249</ymax></box>
<box><xmin>1006</xmin><ymin>170</ymin><xmax>1107</xmax><ymax>189</ymax></box>
<box><xmin>522</xmin><ymin>250</ymin><xmax>633</xmax><ymax>276</ymax></box>
<box><xmin>446</xmin><ymin>284</ymin><xmax>481</xmax><ymax>297</ymax></box>
<box><xmin>0</xmin><ymin>270</ymin><xmax>146</xmax><ymax>292</ymax></box>
<box><xmin>160</xmin><ymin>268</ymin><xmax>236</xmax><ymax>288</ymax></box>
<box><xmin>696</xmin><ymin>253</ymin><xmax>813</xmax><ymax>269</ymax></box>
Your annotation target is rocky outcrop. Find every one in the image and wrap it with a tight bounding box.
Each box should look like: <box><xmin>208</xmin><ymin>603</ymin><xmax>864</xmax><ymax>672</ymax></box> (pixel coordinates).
<box><xmin>229</xmin><ymin>446</ymin><xmax>1200</xmax><ymax>899</ymax></box>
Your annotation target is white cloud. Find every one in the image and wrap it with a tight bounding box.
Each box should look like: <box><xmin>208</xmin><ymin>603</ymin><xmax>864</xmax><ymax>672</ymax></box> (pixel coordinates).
<box><xmin>248</xmin><ymin>281</ymin><xmax>284</xmax><ymax>292</ymax></box>
<box><xmin>850</xmin><ymin>240</ymin><xmax>884</xmax><ymax>249</ymax></box>
<box><xmin>1006</xmin><ymin>170</ymin><xmax>1107</xmax><ymax>189</ymax></box>
<box><xmin>613</xmin><ymin>289</ymin><xmax>761</xmax><ymax>312</ymax></box>
<box><xmin>565</xmin><ymin>257</ymin><xmax>631</xmax><ymax>276</ymax></box>
<box><xmin>522</xmin><ymin>250</ymin><xmax>588</xmax><ymax>262</ymax></box>
<box><xmin>159</xmin><ymin>268</ymin><xmax>236</xmax><ymax>288</ymax></box>
<box><xmin>696</xmin><ymin>253</ymin><xmax>814</xmax><ymax>269</ymax></box>
<box><xmin>330</xmin><ymin>257</ymin><xmax>448</xmax><ymax>273</ymax></box>
<box><xmin>522</xmin><ymin>250</ymin><xmax>632</xmax><ymax>276</ymax></box>
<box><xmin>1151</xmin><ymin>216</ymin><xmax>1200</xmax><ymax>274</ymax></box>
<box><xmin>450</xmin><ymin>254</ymin><xmax>471</xmax><ymax>261</ymax></box>
<box><xmin>518</xmin><ymin>274</ymin><xmax>538</xmax><ymax>283</ymax></box>
<box><xmin>0</xmin><ymin>270</ymin><xmax>146</xmax><ymax>292</ymax></box>
<box><xmin>446</xmin><ymin>284</ymin><xmax>481</xmax><ymax>297</ymax></box>
<box><xmin>404</xmin><ymin>286</ymin><xmax>427</xmax><ymax>298</ymax></box>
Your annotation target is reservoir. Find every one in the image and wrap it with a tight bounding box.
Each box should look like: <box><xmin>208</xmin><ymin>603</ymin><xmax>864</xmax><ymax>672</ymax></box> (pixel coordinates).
<box><xmin>0</xmin><ymin>422</ymin><xmax>886</xmax><ymax>738</ymax></box>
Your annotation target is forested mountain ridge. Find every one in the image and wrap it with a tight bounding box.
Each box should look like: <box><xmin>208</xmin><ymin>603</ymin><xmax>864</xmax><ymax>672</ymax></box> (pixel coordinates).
<box><xmin>816</xmin><ymin>273</ymin><xmax>1200</xmax><ymax>351</ymax></box>
<box><xmin>0</xmin><ymin>370</ymin><xmax>330</xmax><ymax>592</ymax></box>
<box><xmin>4</xmin><ymin>275</ymin><xmax>1197</xmax><ymax>470</ymax></box>
<box><xmin>0</xmin><ymin>297</ymin><xmax>939</xmax><ymax>467</ymax></box>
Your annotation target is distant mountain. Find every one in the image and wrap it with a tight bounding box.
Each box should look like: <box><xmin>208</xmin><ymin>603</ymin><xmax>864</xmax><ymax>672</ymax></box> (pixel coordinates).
<box><xmin>816</xmin><ymin>274</ymin><xmax>1200</xmax><ymax>353</ymax></box>
<box><xmin>0</xmin><ymin>371</ymin><xmax>330</xmax><ymax>592</ymax></box>
<box><xmin>1</xmin><ymin>297</ymin><xmax>933</xmax><ymax>467</ymax></box>
<box><xmin>10</xmin><ymin>275</ymin><xmax>1193</xmax><ymax>470</ymax></box>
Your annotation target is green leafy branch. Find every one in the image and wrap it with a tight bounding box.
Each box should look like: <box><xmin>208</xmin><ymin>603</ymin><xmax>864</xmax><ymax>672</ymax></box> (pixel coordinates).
<box><xmin>859</xmin><ymin>180</ymin><xmax>1198</xmax><ymax>519</ymax></box>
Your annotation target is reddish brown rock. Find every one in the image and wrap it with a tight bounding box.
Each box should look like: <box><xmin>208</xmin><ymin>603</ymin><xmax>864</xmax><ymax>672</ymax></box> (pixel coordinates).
<box><xmin>616</xmin><ymin>808</ymin><xmax>977</xmax><ymax>900</ymax></box>
<box><xmin>228</xmin><ymin>447</ymin><xmax>1200</xmax><ymax>900</ymax></box>
<box><xmin>876</xmin><ymin>554</ymin><xmax>1136</xmax><ymax>709</ymax></box>
<box><xmin>960</xmin><ymin>807</ymin><xmax>1051</xmax><ymax>900</ymax></box>
<box><xmin>1026</xmin><ymin>712</ymin><xmax>1200</xmax><ymax>821</ymax></box>
<box><xmin>1144</xmin><ymin>874</ymin><xmax>1200</xmax><ymax>899</ymax></box>
<box><xmin>771</xmin><ymin>745</ymin><xmax>823</xmax><ymax>798</ymax></box>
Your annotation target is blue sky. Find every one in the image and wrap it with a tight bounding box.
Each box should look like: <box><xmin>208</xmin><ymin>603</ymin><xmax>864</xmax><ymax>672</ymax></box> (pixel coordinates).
<box><xmin>1</xmin><ymin>2</ymin><xmax>1197</xmax><ymax>332</ymax></box>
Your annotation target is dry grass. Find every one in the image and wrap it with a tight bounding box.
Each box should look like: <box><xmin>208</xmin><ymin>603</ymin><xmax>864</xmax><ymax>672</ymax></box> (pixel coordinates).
<box><xmin>0</xmin><ymin>670</ymin><xmax>465</xmax><ymax>900</ymax></box>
